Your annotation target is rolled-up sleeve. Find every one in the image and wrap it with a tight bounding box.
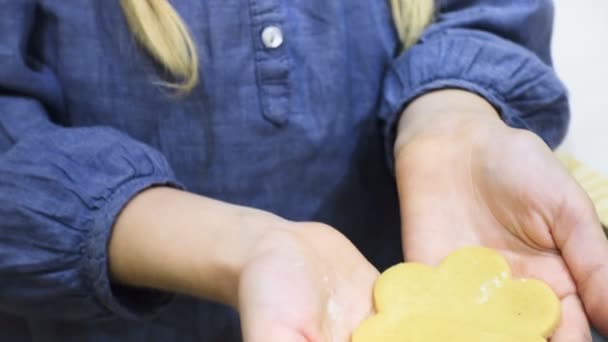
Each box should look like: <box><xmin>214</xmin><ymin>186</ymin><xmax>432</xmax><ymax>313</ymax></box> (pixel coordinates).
<box><xmin>0</xmin><ymin>1</ymin><xmax>180</xmax><ymax>321</ymax></box>
<box><xmin>381</xmin><ymin>0</ymin><xmax>569</xmax><ymax>160</ymax></box>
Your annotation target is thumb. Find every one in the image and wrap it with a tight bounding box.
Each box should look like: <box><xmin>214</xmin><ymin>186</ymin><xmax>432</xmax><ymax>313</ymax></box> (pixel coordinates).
<box><xmin>553</xmin><ymin>184</ymin><xmax>608</xmax><ymax>336</ymax></box>
<box><xmin>398</xmin><ymin>186</ymin><xmax>479</xmax><ymax>265</ymax></box>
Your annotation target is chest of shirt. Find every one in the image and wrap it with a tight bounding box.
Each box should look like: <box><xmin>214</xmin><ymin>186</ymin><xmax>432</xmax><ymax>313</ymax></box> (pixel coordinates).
<box><xmin>29</xmin><ymin>0</ymin><xmax>399</xmax><ymax>195</ymax></box>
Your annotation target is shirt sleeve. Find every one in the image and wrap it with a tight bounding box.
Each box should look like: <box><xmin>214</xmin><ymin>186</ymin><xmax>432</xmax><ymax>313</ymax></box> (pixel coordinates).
<box><xmin>381</xmin><ymin>0</ymin><xmax>569</xmax><ymax>163</ymax></box>
<box><xmin>0</xmin><ymin>1</ymin><xmax>180</xmax><ymax>321</ymax></box>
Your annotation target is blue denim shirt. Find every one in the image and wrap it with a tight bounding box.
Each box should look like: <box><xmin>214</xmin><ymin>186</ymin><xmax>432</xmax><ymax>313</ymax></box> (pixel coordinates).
<box><xmin>0</xmin><ymin>0</ymin><xmax>585</xmax><ymax>341</ymax></box>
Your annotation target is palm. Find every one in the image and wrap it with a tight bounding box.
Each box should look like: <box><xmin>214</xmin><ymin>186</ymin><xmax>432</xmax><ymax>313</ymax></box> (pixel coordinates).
<box><xmin>238</xmin><ymin>224</ymin><xmax>378</xmax><ymax>342</ymax></box>
<box><xmin>396</xmin><ymin>125</ymin><xmax>608</xmax><ymax>340</ymax></box>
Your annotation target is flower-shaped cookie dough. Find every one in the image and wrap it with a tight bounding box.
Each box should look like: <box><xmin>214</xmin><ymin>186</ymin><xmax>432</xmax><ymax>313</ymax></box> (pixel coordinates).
<box><xmin>353</xmin><ymin>247</ymin><xmax>560</xmax><ymax>342</ymax></box>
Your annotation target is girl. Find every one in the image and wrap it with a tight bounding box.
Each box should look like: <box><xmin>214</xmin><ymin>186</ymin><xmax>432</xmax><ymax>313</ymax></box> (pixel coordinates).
<box><xmin>0</xmin><ymin>0</ymin><xmax>606</xmax><ymax>341</ymax></box>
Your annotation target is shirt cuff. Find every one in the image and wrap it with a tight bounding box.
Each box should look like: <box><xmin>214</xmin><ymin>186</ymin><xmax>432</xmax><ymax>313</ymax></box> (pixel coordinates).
<box><xmin>380</xmin><ymin>29</ymin><xmax>570</xmax><ymax>170</ymax></box>
<box><xmin>83</xmin><ymin>174</ymin><xmax>184</xmax><ymax>321</ymax></box>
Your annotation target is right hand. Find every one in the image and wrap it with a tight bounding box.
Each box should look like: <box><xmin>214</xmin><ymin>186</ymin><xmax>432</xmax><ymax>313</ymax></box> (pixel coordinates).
<box><xmin>239</xmin><ymin>223</ymin><xmax>379</xmax><ymax>342</ymax></box>
<box><xmin>110</xmin><ymin>188</ymin><xmax>377</xmax><ymax>342</ymax></box>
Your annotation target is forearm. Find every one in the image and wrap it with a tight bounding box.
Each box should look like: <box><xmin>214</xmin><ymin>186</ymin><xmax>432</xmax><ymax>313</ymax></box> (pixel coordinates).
<box><xmin>109</xmin><ymin>187</ymin><xmax>286</xmax><ymax>308</ymax></box>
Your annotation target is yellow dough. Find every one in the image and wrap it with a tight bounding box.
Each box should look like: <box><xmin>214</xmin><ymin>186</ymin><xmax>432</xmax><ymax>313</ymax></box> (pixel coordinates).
<box><xmin>556</xmin><ymin>152</ymin><xmax>608</xmax><ymax>233</ymax></box>
<box><xmin>352</xmin><ymin>247</ymin><xmax>561</xmax><ymax>342</ymax></box>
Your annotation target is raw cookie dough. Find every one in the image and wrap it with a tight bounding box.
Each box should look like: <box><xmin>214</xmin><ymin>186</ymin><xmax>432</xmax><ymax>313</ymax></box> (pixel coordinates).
<box><xmin>353</xmin><ymin>247</ymin><xmax>560</xmax><ymax>342</ymax></box>
<box><xmin>557</xmin><ymin>152</ymin><xmax>608</xmax><ymax>233</ymax></box>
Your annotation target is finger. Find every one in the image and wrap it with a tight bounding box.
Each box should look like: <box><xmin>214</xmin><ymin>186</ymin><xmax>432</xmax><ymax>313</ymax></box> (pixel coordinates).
<box><xmin>550</xmin><ymin>295</ymin><xmax>592</xmax><ymax>342</ymax></box>
<box><xmin>240</xmin><ymin>302</ymin><xmax>319</xmax><ymax>342</ymax></box>
<box><xmin>239</xmin><ymin>271</ymin><xmax>323</xmax><ymax>342</ymax></box>
<box><xmin>505</xmin><ymin>251</ymin><xmax>576</xmax><ymax>296</ymax></box>
<box><xmin>242</xmin><ymin>322</ymin><xmax>309</xmax><ymax>342</ymax></box>
<box><xmin>552</xmin><ymin>184</ymin><xmax>608</xmax><ymax>336</ymax></box>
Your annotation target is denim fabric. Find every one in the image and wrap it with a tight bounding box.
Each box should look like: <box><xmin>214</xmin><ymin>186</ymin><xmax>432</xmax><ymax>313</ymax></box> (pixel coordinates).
<box><xmin>0</xmin><ymin>0</ymin><xmax>589</xmax><ymax>340</ymax></box>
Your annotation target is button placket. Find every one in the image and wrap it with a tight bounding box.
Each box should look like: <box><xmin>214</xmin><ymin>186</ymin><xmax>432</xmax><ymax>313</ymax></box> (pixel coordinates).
<box><xmin>249</xmin><ymin>0</ymin><xmax>291</xmax><ymax>125</ymax></box>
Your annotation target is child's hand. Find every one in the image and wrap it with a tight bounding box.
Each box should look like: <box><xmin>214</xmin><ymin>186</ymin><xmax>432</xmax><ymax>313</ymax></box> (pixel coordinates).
<box><xmin>395</xmin><ymin>89</ymin><xmax>608</xmax><ymax>341</ymax></box>
<box><xmin>110</xmin><ymin>189</ymin><xmax>376</xmax><ymax>342</ymax></box>
<box><xmin>239</xmin><ymin>222</ymin><xmax>378</xmax><ymax>342</ymax></box>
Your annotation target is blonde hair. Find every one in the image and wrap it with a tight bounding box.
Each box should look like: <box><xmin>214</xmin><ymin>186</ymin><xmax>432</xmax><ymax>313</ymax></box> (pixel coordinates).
<box><xmin>119</xmin><ymin>0</ymin><xmax>434</xmax><ymax>93</ymax></box>
<box><xmin>390</xmin><ymin>0</ymin><xmax>435</xmax><ymax>48</ymax></box>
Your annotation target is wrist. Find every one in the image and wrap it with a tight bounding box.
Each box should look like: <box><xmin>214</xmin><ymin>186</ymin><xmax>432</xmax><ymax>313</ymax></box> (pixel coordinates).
<box><xmin>109</xmin><ymin>187</ymin><xmax>288</xmax><ymax>308</ymax></box>
<box><xmin>394</xmin><ymin>89</ymin><xmax>502</xmax><ymax>157</ymax></box>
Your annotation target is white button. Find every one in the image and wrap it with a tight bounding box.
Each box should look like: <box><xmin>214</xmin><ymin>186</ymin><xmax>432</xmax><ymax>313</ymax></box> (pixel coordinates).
<box><xmin>261</xmin><ymin>26</ymin><xmax>284</xmax><ymax>49</ymax></box>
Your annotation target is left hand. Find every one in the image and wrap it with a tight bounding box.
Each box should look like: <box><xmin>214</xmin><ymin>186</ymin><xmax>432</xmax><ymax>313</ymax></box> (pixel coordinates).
<box><xmin>394</xmin><ymin>89</ymin><xmax>608</xmax><ymax>341</ymax></box>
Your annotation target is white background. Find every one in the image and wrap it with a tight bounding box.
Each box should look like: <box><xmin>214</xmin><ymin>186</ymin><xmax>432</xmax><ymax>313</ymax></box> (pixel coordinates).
<box><xmin>553</xmin><ymin>0</ymin><xmax>608</xmax><ymax>172</ymax></box>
